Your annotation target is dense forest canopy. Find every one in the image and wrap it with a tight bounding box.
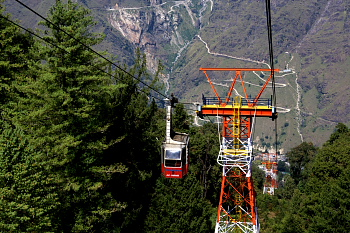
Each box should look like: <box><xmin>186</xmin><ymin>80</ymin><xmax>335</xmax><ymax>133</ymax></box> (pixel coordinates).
<box><xmin>258</xmin><ymin>123</ymin><xmax>350</xmax><ymax>232</ymax></box>
<box><xmin>0</xmin><ymin>1</ymin><xmax>349</xmax><ymax>232</ymax></box>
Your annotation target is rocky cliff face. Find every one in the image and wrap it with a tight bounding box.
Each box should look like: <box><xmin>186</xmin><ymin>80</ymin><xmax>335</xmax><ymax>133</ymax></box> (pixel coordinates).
<box><xmin>107</xmin><ymin>0</ymin><xmax>203</xmax><ymax>73</ymax></box>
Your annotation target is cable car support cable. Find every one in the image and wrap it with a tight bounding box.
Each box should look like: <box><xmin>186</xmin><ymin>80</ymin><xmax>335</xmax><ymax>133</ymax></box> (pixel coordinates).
<box><xmin>265</xmin><ymin>0</ymin><xmax>279</xmax><ymax>155</ymax></box>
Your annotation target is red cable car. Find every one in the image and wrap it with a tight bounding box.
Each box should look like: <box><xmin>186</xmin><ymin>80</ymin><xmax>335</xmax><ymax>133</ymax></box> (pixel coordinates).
<box><xmin>161</xmin><ymin>105</ymin><xmax>189</xmax><ymax>178</ymax></box>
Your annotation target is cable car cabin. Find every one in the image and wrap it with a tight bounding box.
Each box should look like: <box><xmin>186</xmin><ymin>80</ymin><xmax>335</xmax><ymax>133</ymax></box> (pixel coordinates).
<box><xmin>161</xmin><ymin>105</ymin><xmax>190</xmax><ymax>178</ymax></box>
<box><xmin>161</xmin><ymin>133</ymin><xmax>189</xmax><ymax>178</ymax></box>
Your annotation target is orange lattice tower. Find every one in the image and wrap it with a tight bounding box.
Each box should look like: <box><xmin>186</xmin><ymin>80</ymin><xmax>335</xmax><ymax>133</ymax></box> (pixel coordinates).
<box><xmin>197</xmin><ymin>68</ymin><xmax>279</xmax><ymax>233</ymax></box>
<box><xmin>262</xmin><ymin>153</ymin><xmax>278</xmax><ymax>195</ymax></box>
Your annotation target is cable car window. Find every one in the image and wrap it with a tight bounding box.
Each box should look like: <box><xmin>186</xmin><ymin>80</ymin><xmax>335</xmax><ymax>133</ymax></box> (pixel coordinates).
<box><xmin>165</xmin><ymin>149</ymin><xmax>181</xmax><ymax>159</ymax></box>
<box><xmin>165</xmin><ymin>160</ymin><xmax>181</xmax><ymax>167</ymax></box>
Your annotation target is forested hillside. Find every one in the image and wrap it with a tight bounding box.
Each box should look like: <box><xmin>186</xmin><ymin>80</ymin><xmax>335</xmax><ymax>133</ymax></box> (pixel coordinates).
<box><xmin>258</xmin><ymin>123</ymin><xmax>350</xmax><ymax>232</ymax></box>
<box><xmin>1</xmin><ymin>1</ymin><xmax>350</xmax><ymax>232</ymax></box>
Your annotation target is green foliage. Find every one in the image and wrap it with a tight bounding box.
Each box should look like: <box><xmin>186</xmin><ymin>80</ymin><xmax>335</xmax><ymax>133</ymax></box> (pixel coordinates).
<box><xmin>0</xmin><ymin>6</ymin><xmax>33</xmax><ymax>109</ymax></box>
<box><xmin>144</xmin><ymin>174</ymin><xmax>214</xmax><ymax>232</ymax></box>
<box><xmin>3</xmin><ymin>1</ymin><xmax>132</xmax><ymax>231</ymax></box>
<box><xmin>144</xmin><ymin>116</ymin><xmax>219</xmax><ymax>232</ymax></box>
<box><xmin>286</xmin><ymin>142</ymin><xmax>317</xmax><ymax>186</ymax></box>
<box><xmin>325</xmin><ymin>123</ymin><xmax>349</xmax><ymax>145</ymax></box>
<box><xmin>0</xmin><ymin>1</ymin><xmax>224</xmax><ymax>232</ymax></box>
<box><xmin>108</xmin><ymin>58</ymin><xmax>162</xmax><ymax>232</ymax></box>
<box><xmin>277</xmin><ymin>160</ymin><xmax>289</xmax><ymax>173</ymax></box>
<box><xmin>10</xmin><ymin>1</ymin><xmax>350</xmax><ymax>232</ymax></box>
<box><xmin>296</xmin><ymin>123</ymin><xmax>350</xmax><ymax>232</ymax></box>
<box><xmin>259</xmin><ymin>123</ymin><xmax>350</xmax><ymax>232</ymax></box>
<box><xmin>189</xmin><ymin>123</ymin><xmax>221</xmax><ymax>202</ymax></box>
<box><xmin>257</xmin><ymin>193</ymin><xmax>286</xmax><ymax>233</ymax></box>
<box><xmin>0</xmin><ymin>122</ymin><xmax>60</xmax><ymax>232</ymax></box>
<box><xmin>13</xmin><ymin>0</ymin><xmax>119</xmax><ymax>159</ymax></box>
<box><xmin>277</xmin><ymin>175</ymin><xmax>297</xmax><ymax>200</ymax></box>
<box><xmin>252</xmin><ymin>162</ymin><xmax>265</xmax><ymax>193</ymax></box>
<box><xmin>1</xmin><ymin>2</ymin><xmax>163</xmax><ymax>231</ymax></box>
<box><xmin>172</xmin><ymin>103</ymin><xmax>192</xmax><ymax>133</ymax></box>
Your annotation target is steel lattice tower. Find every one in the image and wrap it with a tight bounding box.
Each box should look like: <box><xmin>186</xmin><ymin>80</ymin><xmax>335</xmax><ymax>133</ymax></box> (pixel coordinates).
<box><xmin>262</xmin><ymin>153</ymin><xmax>278</xmax><ymax>195</ymax></box>
<box><xmin>197</xmin><ymin>68</ymin><xmax>279</xmax><ymax>233</ymax></box>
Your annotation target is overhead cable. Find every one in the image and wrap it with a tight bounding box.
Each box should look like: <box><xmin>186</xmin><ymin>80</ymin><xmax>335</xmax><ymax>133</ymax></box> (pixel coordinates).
<box><xmin>265</xmin><ymin>0</ymin><xmax>279</xmax><ymax>155</ymax></box>
<box><xmin>13</xmin><ymin>0</ymin><xmax>168</xmax><ymax>100</ymax></box>
<box><xmin>0</xmin><ymin>14</ymin><xmax>165</xmax><ymax>102</ymax></box>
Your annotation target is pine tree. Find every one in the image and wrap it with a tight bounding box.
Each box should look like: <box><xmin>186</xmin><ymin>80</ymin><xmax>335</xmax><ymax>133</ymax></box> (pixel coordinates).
<box><xmin>0</xmin><ymin>2</ymin><xmax>33</xmax><ymax>114</ymax></box>
<box><xmin>11</xmin><ymin>1</ymin><xmax>127</xmax><ymax>231</ymax></box>
<box><xmin>189</xmin><ymin>123</ymin><xmax>221</xmax><ymax>202</ymax></box>
<box><xmin>299</xmin><ymin>123</ymin><xmax>350</xmax><ymax>232</ymax></box>
<box><xmin>0</xmin><ymin>121</ymin><xmax>60</xmax><ymax>232</ymax></box>
<box><xmin>286</xmin><ymin>141</ymin><xmax>317</xmax><ymax>186</ymax></box>
<box><xmin>274</xmin><ymin>123</ymin><xmax>350</xmax><ymax>232</ymax></box>
<box><xmin>144</xmin><ymin>174</ymin><xmax>214</xmax><ymax>233</ymax></box>
<box><xmin>106</xmin><ymin>51</ymin><xmax>163</xmax><ymax>232</ymax></box>
<box><xmin>0</xmin><ymin>4</ymin><xmax>62</xmax><ymax>231</ymax></box>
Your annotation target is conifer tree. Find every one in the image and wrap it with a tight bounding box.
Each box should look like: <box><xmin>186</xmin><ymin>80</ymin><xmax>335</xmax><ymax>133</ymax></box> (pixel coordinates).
<box><xmin>106</xmin><ymin>51</ymin><xmax>163</xmax><ymax>232</ymax></box>
<box><xmin>0</xmin><ymin>4</ymin><xmax>61</xmax><ymax>231</ymax></box>
<box><xmin>189</xmin><ymin>123</ymin><xmax>221</xmax><ymax>202</ymax></box>
<box><xmin>0</xmin><ymin>121</ymin><xmax>60</xmax><ymax>232</ymax></box>
<box><xmin>268</xmin><ymin>123</ymin><xmax>350</xmax><ymax>232</ymax></box>
<box><xmin>0</xmin><ymin>2</ymin><xmax>33</xmax><ymax>115</ymax></box>
<box><xmin>172</xmin><ymin>103</ymin><xmax>192</xmax><ymax>132</ymax></box>
<box><xmin>297</xmin><ymin>123</ymin><xmax>350</xmax><ymax>232</ymax></box>
<box><xmin>11</xmin><ymin>1</ymin><xmax>127</xmax><ymax>231</ymax></box>
<box><xmin>144</xmin><ymin>174</ymin><xmax>214</xmax><ymax>233</ymax></box>
<box><xmin>286</xmin><ymin>142</ymin><xmax>317</xmax><ymax>186</ymax></box>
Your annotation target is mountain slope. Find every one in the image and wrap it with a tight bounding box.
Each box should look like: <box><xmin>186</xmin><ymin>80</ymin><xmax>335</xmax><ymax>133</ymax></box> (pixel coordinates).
<box><xmin>4</xmin><ymin>0</ymin><xmax>350</xmax><ymax>151</ymax></box>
